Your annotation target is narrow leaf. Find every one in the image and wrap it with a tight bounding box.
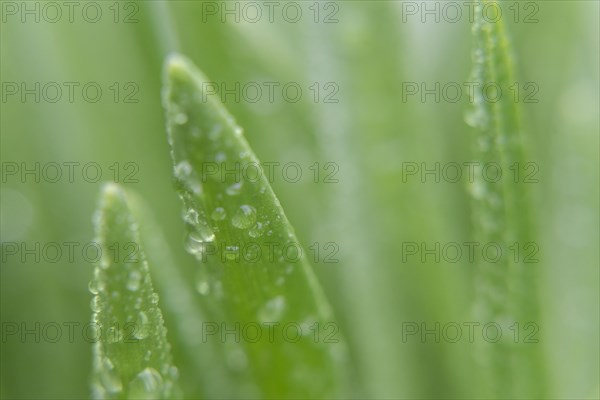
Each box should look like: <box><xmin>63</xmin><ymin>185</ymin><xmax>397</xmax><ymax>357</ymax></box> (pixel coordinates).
<box><xmin>162</xmin><ymin>54</ymin><xmax>347</xmax><ymax>398</ymax></box>
<box><xmin>467</xmin><ymin>1</ymin><xmax>544</xmax><ymax>397</ymax></box>
<box><xmin>90</xmin><ymin>183</ymin><xmax>178</xmax><ymax>399</ymax></box>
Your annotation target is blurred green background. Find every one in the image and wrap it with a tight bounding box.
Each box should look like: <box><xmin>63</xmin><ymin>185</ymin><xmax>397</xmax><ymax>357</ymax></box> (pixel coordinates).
<box><xmin>1</xmin><ymin>1</ymin><xmax>598</xmax><ymax>398</ymax></box>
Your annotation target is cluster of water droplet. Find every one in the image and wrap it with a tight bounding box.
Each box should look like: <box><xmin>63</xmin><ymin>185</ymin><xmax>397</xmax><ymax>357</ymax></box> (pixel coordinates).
<box><xmin>92</xmin><ymin>356</ymin><xmax>178</xmax><ymax>399</ymax></box>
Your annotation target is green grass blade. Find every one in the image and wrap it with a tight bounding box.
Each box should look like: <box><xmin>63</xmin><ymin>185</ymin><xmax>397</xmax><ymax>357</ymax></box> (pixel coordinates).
<box><xmin>90</xmin><ymin>183</ymin><xmax>179</xmax><ymax>399</ymax></box>
<box><xmin>467</xmin><ymin>1</ymin><xmax>544</xmax><ymax>397</ymax></box>
<box><xmin>162</xmin><ymin>54</ymin><xmax>347</xmax><ymax>398</ymax></box>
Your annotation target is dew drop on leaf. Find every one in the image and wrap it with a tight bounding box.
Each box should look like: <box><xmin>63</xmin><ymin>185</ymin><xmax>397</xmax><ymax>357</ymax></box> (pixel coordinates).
<box><xmin>134</xmin><ymin>311</ymin><xmax>150</xmax><ymax>340</ymax></box>
<box><xmin>185</xmin><ymin>225</ymin><xmax>216</xmax><ymax>256</ymax></box>
<box><xmin>195</xmin><ymin>268</ymin><xmax>211</xmax><ymax>295</ymax></box>
<box><xmin>99</xmin><ymin>358</ymin><xmax>123</xmax><ymax>394</ymax></box>
<box><xmin>174</xmin><ymin>113</ymin><xmax>188</xmax><ymax>125</ymax></box>
<box><xmin>174</xmin><ymin>160</ymin><xmax>192</xmax><ymax>178</ymax></box>
<box><xmin>196</xmin><ymin>280</ymin><xmax>210</xmax><ymax>295</ymax></box>
<box><xmin>215</xmin><ymin>152</ymin><xmax>226</xmax><ymax>162</ymax></box>
<box><xmin>90</xmin><ymin>296</ymin><xmax>102</xmax><ymax>312</ymax></box>
<box><xmin>231</xmin><ymin>205</ymin><xmax>257</xmax><ymax>229</ymax></box>
<box><xmin>248</xmin><ymin>222</ymin><xmax>264</xmax><ymax>238</ymax></box>
<box><xmin>211</xmin><ymin>207</ymin><xmax>227</xmax><ymax>221</ymax></box>
<box><xmin>469</xmin><ymin>179</ymin><xmax>487</xmax><ymax>200</ymax></box>
<box><xmin>99</xmin><ymin>257</ymin><xmax>110</xmax><ymax>270</ymax></box>
<box><xmin>88</xmin><ymin>279</ymin><xmax>104</xmax><ymax>295</ymax></box>
<box><xmin>127</xmin><ymin>270</ymin><xmax>142</xmax><ymax>292</ymax></box>
<box><xmin>183</xmin><ymin>208</ymin><xmax>200</xmax><ymax>225</ymax></box>
<box><xmin>225</xmin><ymin>182</ymin><xmax>243</xmax><ymax>196</ymax></box>
<box><xmin>127</xmin><ymin>367</ymin><xmax>164</xmax><ymax>398</ymax></box>
<box><xmin>258</xmin><ymin>295</ymin><xmax>286</xmax><ymax>323</ymax></box>
<box><xmin>208</xmin><ymin>123</ymin><xmax>222</xmax><ymax>140</ymax></box>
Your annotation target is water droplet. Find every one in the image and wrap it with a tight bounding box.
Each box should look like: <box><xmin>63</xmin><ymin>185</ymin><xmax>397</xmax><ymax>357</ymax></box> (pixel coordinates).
<box><xmin>99</xmin><ymin>358</ymin><xmax>123</xmax><ymax>394</ymax></box>
<box><xmin>231</xmin><ymin>205</ymin><xmax>257</xmax><ymax>229</ymax></box>
<box><xmin>189</xmin><ymin>182</ymin><xmax>202</xmax><ymax>195</ymax></box>
<box><xmin>90</xmin><ymin>296</ymin><xmax>102</xmax><ymax>312</ymax></box>
<box><xmin>174</xmin><ymin>113</ymin><xmax>188</xmax><ymax>125</ymax></box>
<box><xmin>186</xmin><ymin>225</ymin><xmax>216</xmax><ymax>256</ymax></box>
<box><xmin>258</xmin><ymin>295</ymin><xmax>286</xmax><ymax>322</ymax></box>
<box><xmin>215</xmin><ymin>152</ymin><xmax>226</xmax><ymax>162</ymax></box>
<box><xmin>88</xmin><ymin>279</ymin><xmax>104</xmax><ymax>295</ymax></box>
<box><xmin>211</xmin><ymin>207</ymin><xmax>226</xmax><ymax>221</ymax></box>
<box><xmin>225</xmin><ymin>182</ymin><xmax>242</xmax><ymax>196</ymax></box>
<box><xmin>465</xmin><ymin>104</ymin><xmax>488</xmax><ymax>129</ymax></box>
<box><xmin>234</xmin><ymin>126</ymin><xmax>243</xmax><ymax>136</ymax></box>
<box><xmin>473</xmin><ymin>48</ymin><xmax>484</xmax><ymax>63</ymax></box>
<box><xmin>196</xmin><ymin>280</ymin><xmax>210</xmax><ymax>295</ymax></box>
<box><xmin>183</xmin><ymin>208</ymin><xmax>199</xmax><ymax>225</ymax></box>
<box><xmin>198</xmin><ymin>224</ymin><xmax>216</xmax><ymax>241</ymax></box>
<box><xmin>208</xmin><ymin>124</ymin><xmax>222</xmax><ymax>140</ymax></box>
<box><xmin>174</xmin><ymin>160</ymin><xmax>192</xmax><ymax>178</ymax></box>
<box><xmin>100</xmin><ymin>257</ymin><xmax>110</xmax><ymax>270</ymax></box>
<box><xmin>127</xmin><ymin>270</ymin><xmax>142</xmax><ymax>292</ymax></box>
<box><xmin>244</xmin><ymin>244</ymin><xmax>260</xmax><ymax>262</ymax></box>
<box><xmin>134</xmin><ymin>311</ymin><xmax>150</xmax><ymax>340</ymax></box>
<box><xmin>127</xmin><ymin>367</ymin><xmax>164</xmax><ymax>398</ymax></box>
<box><xmin>91</xmin><ymin>382</ymin><xmax>106</xmax><ymax>399</ymax></box>
<box><xmin>150</xmin><ymin>293</ymin><xmax>159</xmax><ymax>305</ymax></box>
<box><xmin>469</xmin><ymin>179</ymin><xmax>487</xmax><ymax>200</ymax></box>
<box><xmin>248</xmin><ymin>222</ymin><xmax>264</xmax><ymax>238</ymax></box>
<box><xmin>196</xmin><ymin>268</ymin><xmax>211</xmax><ymax>295</ymax></box>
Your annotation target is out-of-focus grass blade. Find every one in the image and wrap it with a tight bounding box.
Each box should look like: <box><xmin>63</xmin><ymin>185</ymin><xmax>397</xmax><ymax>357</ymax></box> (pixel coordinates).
<box><xmin>162</xmin><ymin>54</ymin><xmax>347</xmax><ymax>398</ymax></box>
<box><xmin>90</xmin><ymin>183</ymin><xmax>178</xmax><ymax>399</ymax></box>
<box><xmin>466</xmin><ymin>1</ymin><xmax>544</xmax><ymax>397</ymax></box>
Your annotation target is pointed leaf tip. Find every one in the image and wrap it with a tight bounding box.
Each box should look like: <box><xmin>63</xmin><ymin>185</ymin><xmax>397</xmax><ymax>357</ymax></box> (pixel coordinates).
<box><xmin>161</xmin><ymin>54</ymin><xmax>348</xmax><ymax>398</ymax></box>
<box><xmin>91</xmin><ymin>184</ymin><xmax>179</xmax><ymax>399</ymax></box>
